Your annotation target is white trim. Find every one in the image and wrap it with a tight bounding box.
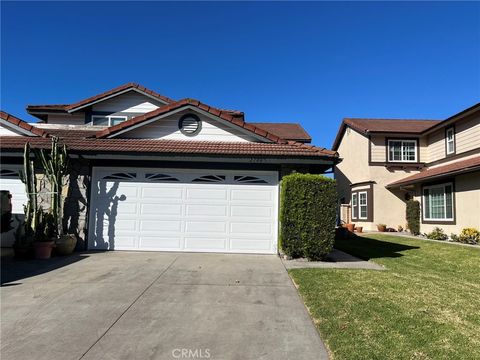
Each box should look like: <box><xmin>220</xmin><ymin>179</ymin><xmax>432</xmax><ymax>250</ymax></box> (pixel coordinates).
<box><xmin>388</xmin><ymin>139</ymin><xmax>418</xmax><ymax>162</ymax></box>
<box><xmin>446</xmin><ymin>128</ymin><xmax>455</xmax><ymax>155</ymax></box>
<box><xmin>0</xmin><ymin>119</ymin><xmax>40</xmax><ymax>137</ymax></box>
<box><xmin>91</xmin><ymin>115</ymin><xmax>128</xmax><ymax>127</ymax></box>
<box><xmin>358</xmin><ymin>191</ymin><xmax>368</xmax><ymax>220</ymax></box>
<box><xmin>105</xmin><ymin>105</ymin><xmax>274</xmax><ymax>143</ymax></box>
<box><xmin>67</xmin><ymin>88</ymin><xmax>170</xmax><ymax>113</ymax></box>
<box><xmin>422</xmin><ymin>182</ymin><xmax>454</xmax><ymax>221</ymax></box>
<box><xmin>351</xmin><ymin>193</ymin><xmax>358</xmax><ymax>219</ymax></box>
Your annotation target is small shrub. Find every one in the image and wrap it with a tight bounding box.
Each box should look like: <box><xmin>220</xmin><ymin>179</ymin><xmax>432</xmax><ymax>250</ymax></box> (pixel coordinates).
<box><xmin>426</xmin><ymin>227</ymin><xmax>448</xmax><ymax>241</ymax></box>
<box><xmin>280</xmin><ymin>173</ymin><xmax>337</xmax><ymax>260</ymax></box>
<box><xmin>458</xmin><ymin>228</ymin><xmax>480</xmax><ymax>245</ymax></box>
<box><xmin>397</xmin><ymin>225</ymin><xmax>404</xmax><ymax>232</ymax></box>
<box><xmin>450</xmin><ymin>233</ymin><xmax>458</xmax><ymax>242</ymax></box>
<box><xmin>406</xmin><ymin>200</ymin><xmax>420</xmax><ymax>235</ymax></box>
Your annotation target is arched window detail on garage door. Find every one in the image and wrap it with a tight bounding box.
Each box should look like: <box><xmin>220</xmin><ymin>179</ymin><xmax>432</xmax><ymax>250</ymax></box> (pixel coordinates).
<box><xmin>192</xmin><ymin>175</ymin><xmax>226</xmax><ymax>183</ymax></box>
<box><xmin>145</xmin><ymin>173</ymin><xmax>179</xmax><ymax>182</ymax></box>
<box><xmin>0</xmin><ymin>169</ymin><xmax>21</xmax><ymax>179</ymax></box>
<box><xmin>234</xmin><ymin>175</ymin><xmax>268</xmax><ymax>184</ymax></box>
<box><xmin>103</xmin><ymin>172</ymin><xmax>137</xmax><ymax>180</ymax></box>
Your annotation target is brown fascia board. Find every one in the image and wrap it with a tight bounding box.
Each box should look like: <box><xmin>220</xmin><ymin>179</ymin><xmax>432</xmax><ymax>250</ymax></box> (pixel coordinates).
<box><xmin>421</xmin><ymin>102</ymin><xmax>480</xmax><ymax>135</ymax></box>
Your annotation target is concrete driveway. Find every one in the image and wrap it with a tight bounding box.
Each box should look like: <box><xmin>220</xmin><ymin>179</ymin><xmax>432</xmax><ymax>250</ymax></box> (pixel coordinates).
<box><xmin>1</xmin><ymin>251</ymin><xmax>328</xmax><ymax>360</ymax></box>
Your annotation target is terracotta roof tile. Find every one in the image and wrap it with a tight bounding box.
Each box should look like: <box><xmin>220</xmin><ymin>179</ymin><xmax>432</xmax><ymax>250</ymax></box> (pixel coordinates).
<box><xmin>0</xmin><ymin>136</ymin><xmax>338</xmax><ymax>159</ymax></box>
<box><xmin>0</xmin><ymin>111</ymin><xmax>48</xmax><ymax>137</ymax></box>
<box><xmin>387</xmin><ymin>156</ymin><xmax>480</xmax><ymax>187</ymax></box>
<box><xmin>250</xmin><ymin>123</ymin><xmax>312</xmax><ymax>142</ymax></box>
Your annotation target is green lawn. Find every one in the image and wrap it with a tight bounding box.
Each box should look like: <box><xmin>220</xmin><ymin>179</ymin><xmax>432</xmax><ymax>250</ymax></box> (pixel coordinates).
<box><xmin>289</xmin><ymin>234</ymin><xmax>480</xmax><ymax>360</ymax></box>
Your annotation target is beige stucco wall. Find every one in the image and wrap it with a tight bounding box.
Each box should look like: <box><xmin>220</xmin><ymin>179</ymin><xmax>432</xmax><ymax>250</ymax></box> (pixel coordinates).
<box><xmin>335</xmin><ymin>128</ymin><xmax>422</xmax><ymax>231</ymax></box>
<box><xmin>414</xmin><ymin>171</ymin><xmax>480</xmax><ymax>235</ymax></box>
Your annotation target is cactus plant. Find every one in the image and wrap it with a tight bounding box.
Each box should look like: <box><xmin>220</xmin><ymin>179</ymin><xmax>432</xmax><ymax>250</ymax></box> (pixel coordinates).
<box><xmin>19</xmin><ymin>142</ymin><xmax>39</xmax><ymax>238</ymax></box>
<box><xmin>36</xmin><ymin>137</ymin><xmax>69</xmax><ymax>237</ymax></box>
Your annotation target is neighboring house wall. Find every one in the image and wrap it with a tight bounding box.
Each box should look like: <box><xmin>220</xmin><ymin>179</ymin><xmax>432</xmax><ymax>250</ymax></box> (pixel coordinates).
<box><xmin>427</xmin><ymin>114</ymin><xmax>480</xmax><ymax>163</ymax></box>
<box><xmin>117</xmin><ymin>109</ymin><xmax>259</xmax><ymax>142</ymax></box>
<box><xmin>47</xmin><ymin>113</ymin><xmax>86</xmax><ymax>125</ymax></box>
<box><xmin>91</xmin><ymin>91</ymin><xmax>166</xmax><ymax>114</ymax></box>
<box><xmin>413</xmin><ymin>171</ymin><xmax>480</xmax><ymax>234</ymax></box>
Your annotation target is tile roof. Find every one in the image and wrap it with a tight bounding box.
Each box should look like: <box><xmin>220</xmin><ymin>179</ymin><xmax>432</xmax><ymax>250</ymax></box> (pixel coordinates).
<box><xmin>0</xmin><ymin>111</ymin><xmax>48</xmax><ymax>137</ymax></box>
<box><xmin>387</xmin><ymin>156</ymin><xmax>480</xmax><ymax>187</ymax></box>
<box><xmin>95</xmin><ymin>98</ymin><xmax>307</xmax><ymax>146</ymax></box>
<box><xmin>26</xmin><ymin>83</ymin><xmax>175</xmax><ymax>114</ymax></box>
<box><xmin>332</xmin><ymin>118</ymin><xmax>442</xmax><ymax>150</ymax></box>
<box><xmin>250</xmin><ymin>123</ymin><xmax>312</xmax><ymax>142</ymax></box>
<box><xmin>0</xmin><ymin>136</ymin><xmax>338</xmax><ymax>159</ymax></box>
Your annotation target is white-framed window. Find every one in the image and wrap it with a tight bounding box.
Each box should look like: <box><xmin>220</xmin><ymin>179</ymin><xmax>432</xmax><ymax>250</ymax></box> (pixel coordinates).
<box><xmin>446</xmin><ymin>128</ymin><xmax>455</xmax><ymax>155</ymax></box>
<box><xmin>91</xmin><ymin>115</ymin><xmax>127</xmax><ymax>126</ymax></box>
<box><xmin>351</xmin><ymin>193</ymin><xmax>358</xmax><ymax>219</ymax></box>
<box><xmin>423</xmin><ymin>183</ymin><xmax>454</xmax><ymax>221</ymax></box>
<box><xmin>359</xmin><ymin>191</ymin><xmax>368</xmax><ymax>219</ymax></box>
<box><xmin>388</xmin><ymin>139</ymin><xmax>417</xmax><ymax>162</ymax></box>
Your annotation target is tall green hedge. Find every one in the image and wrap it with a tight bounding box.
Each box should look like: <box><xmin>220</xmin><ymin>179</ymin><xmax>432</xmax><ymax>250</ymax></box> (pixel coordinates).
<box><xmin>280</xmin><ymin>173</ymin><xmax>337</xmax><ymax>260</ymax></box>
<box><xmin>406</xmin><ymin>200</ymin><xmax>420</xmax><ymax>235</ymax></box>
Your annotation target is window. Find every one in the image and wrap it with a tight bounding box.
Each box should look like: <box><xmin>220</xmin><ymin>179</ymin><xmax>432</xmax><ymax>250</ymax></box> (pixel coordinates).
<box><xmin>423</xmin><ymin>183</ymin><xmax>454</xmax><ymax>221</ymax></box>
<box><xmin>446</xmin><ymin>128</ymin><xmax>455</xmax><ymax>155</ymax></box>
<box><xmin>388</xmin><ymin>140</ymin><xmax>417</xmax><ymax>162</ymax></box>
<box><xmin>351</xmin><ymin>193</ymin><xmax>358</xmax><ymax>219</ymax></box>
<box><xmin>359</xmin><ymin>191</ymin><xmax>368</xmax><ymax>219</ymax></box>
<box><xmin>91</xmin><ymin>115</ymin><xmax>127</xmax><ymax>126</ymax></box>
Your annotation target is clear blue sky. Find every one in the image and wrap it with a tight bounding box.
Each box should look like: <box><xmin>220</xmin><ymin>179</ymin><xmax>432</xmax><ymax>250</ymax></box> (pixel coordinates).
<box><xmin>1</xmin><ymin>1</ymin><xmax>479</xmax><ymax>148</ymax></box>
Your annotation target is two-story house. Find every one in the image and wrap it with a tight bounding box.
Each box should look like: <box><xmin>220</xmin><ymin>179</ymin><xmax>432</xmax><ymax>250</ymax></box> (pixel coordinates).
<box><xmin>0</xmin><ymin>83</ymin><xmax>339</xmax><ymax>252</ymax></box>
<box><xmin>333</xmin><ymin>102</ymin><xmax>480</xmax><ymax>235</ymax></box>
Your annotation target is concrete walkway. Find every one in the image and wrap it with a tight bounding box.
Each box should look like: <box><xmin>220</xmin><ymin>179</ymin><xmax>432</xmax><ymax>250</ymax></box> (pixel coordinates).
<box><xmin>1</xmin><ymin>251</ymin><xmax>328</xmax><ymax>360</ymax></box>
<box><xmin>282</xmin><ymin>249</ymin><xmax>385</xmax><ymax>270</ymax></box>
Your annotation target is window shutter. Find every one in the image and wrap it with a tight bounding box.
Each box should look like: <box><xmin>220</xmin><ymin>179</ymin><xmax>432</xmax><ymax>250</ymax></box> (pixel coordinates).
<box><xmin>445</xmin><ymin>185</ymin><xmax>453</xmax><ymax>219</ymax></box>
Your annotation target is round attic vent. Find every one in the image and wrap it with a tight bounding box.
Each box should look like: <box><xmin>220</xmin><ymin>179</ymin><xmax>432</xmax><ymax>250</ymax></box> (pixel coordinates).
<box><xmin>179</xmin><ymin>114</ymin><xmax>201</xmax><ymax>136</ymax></box>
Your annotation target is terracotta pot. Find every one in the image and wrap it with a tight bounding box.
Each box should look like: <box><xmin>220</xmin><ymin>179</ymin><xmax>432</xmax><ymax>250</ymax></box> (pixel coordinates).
<box><xmin>377</xmin><ymin>225</ymin><xmax>387</xmax><ymax>232</ymax></box>
<box><xmin>55</xmin><ymin>234</ymin><xmax>77</xmax><ymax>256</ymax></box>
<box><xmin>33</xmin><ymin>241</ymin><xmax>54</xmax><ymax>259</ymax></box>
<box><xmin>346</xmin><ymin>223</ymin><xmax>355</xmax><ymax>232</ymax></box>
<box><xmin>355</xmin><ymin>226</ymin><xmax>363</xmax><ymax>233</ymax></box>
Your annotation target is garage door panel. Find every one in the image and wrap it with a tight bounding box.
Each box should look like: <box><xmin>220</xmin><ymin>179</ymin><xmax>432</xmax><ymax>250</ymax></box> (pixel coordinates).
<box><xmin>97</xmin><ymin>182</ymin><xmax>139</xmax><ymax>197</ymax></box>
<box><xmin>186</xmin><ymin>204</ymin><xmax>227</xmax><ymax>216</ymax></box>
<box><xmin>230</xmin><ymin>222</ymin><xmax>272</xmax><ymax>234</ymax></box>
<box><xmin>141</xmin><ymin>187</ymin><xmax>183</xmax><ymax>199</ymax></box>
<box><xmin>140</xmin><ymin>220</ymin><xmax>182</xmax><ymax>232</ymax></box>
<box><xmin>141</xmin><ymin>203</ymin><xmax>182</xmax><ymax>215</ymax></box>
<box><xmin>184</xmin><ymin>237</ymin><xmax>227</xmax><ymax>251</ymax></box>
<box><xmin>230</xmin><ymin>205</ymin><xmax>272</xmax><ymax>217</ymax></box>
<box><xmin>185</xmin><ymin>221</ymin><xmax>226</xmax><ymax>233</ymax></box>
<box><xmin>89</xmin><ymin>168</ymin><xmax>278</xmax><ymax>254</ymax></box>
<box><xmin>139</xmin><ymin>236</ymin><xmax>181</xmax><ymax>249</ymax></box>
<box><xmin>186</xmin><ymin>188</ymin><xmax>228</xmax><ymax>200</ymax></box>
<box><xmin>231</xmin><ymin>189</ymin><xmax>273</xmax><ymax>201</ymax></box>
<box><xmin>230</xmin><ymin>238</ymin><xmax>272</xmax><ymax>251</ymax></box>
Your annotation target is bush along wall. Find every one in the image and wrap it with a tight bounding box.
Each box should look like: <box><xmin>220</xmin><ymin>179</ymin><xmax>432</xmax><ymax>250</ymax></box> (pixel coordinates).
<box><xmin>280</xmin><ymin>173</ymin><xmax>337</xmax><ymax>260</ymax></box>
<box><xmin>406</xmin><ymin>200</ymin><xmax>420</xmax><ymax>235</ymax></box>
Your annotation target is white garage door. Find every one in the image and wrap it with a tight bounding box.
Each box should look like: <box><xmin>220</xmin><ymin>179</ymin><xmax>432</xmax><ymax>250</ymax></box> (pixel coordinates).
<box><xmin>88</xmin><ymin>168</ymin><xmax>279</xmax><ymax>254</ymax></box>
<box><xmin>0</xmin><ymin>166</ymin><xmax>28</xmax><ymax>247</ymax></box>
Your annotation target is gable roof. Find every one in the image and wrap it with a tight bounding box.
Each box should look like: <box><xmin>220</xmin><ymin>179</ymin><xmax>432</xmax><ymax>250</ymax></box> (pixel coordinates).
<box><xmin>250</xmin><ymin>123</ymin><xmax>312</xmax><ymax>143</ymax></box>
<box><xmin>95</xmin><ymin>98</ymin><xmax>293</xmax><ymax>144</ymax></box>
<box><xmin>0</xmin><ymin>111</ymin><xmax>48</xmax><ymax>137</ymax></box>
<box><xmin>26</xmin><ymin>83</ymin><xmax>175</xmax><ymax>118</ymax></box>
<box><xmin>387</xmin><ymin>156</ymin><xmax>480</xmax><ymax>188</ymax></box>
<box><xmin>332</xmin><ymin>118</ymin><xmax>441</xmax><ymax>151</ymax></box>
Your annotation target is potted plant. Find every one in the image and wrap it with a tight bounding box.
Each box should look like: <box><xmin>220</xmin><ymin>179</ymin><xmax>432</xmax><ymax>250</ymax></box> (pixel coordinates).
<box><xmin>33</xmin><ymin>210</ymin><xmax>56</xmax><ymax>259</ymax></box>
<box><xmin>346</xmin><ymin>223</ymin><xmax>355</xmax><ymax>232</ymax></box>
<box><xmin>377</xmin><ymin>223</ymin><xmax>387</xmax><ymax>232</ymax></box>
<box><xmin>12</xmin><ymin>217</ymin><xmax>34</xmax><ymax>259</ymax></box>
<box><xmin>36</xmin><ymin>137</ymin><xmax>77</xmax><ymax>255</ymax></box>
